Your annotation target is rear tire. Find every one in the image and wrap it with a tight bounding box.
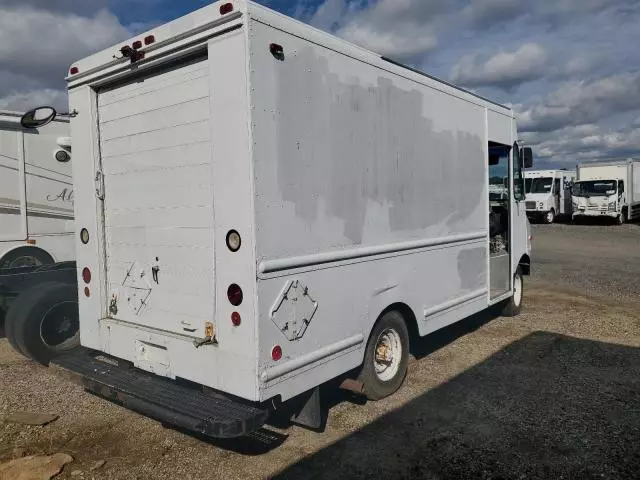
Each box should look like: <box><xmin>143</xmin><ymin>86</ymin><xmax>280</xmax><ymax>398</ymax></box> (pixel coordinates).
<box><xmin>358</xmin><ymin>311</ymin><xmax>409</xmax><ymax>401</ymax></box>
<box><xmin>501</xmin><ymin>268</ymin><xmax>524</xmax><ymax>317</ymax></box>
<box><xmin>5</xmin><ymin>282</ymin><xmax>79</xmax><ymax>365</ymax></box>
<box><xmin>0</xmin><ymin>247</ymin><xmax>54</xmax><ymax>270</ymax></box>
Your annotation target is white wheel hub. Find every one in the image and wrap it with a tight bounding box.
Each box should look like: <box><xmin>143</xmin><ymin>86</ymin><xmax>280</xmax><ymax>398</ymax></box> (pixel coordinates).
<box><xmin>374</xmin><ymin>328</ymin><xmax>402</xmax><ymax>382</ymax></box>
<box><xmin>513</xmin><ymin>273</ymin><xmax>523</xmax><ymax>307</ymax></box>
<box><xmin>546</xmin><ymin>211</ymin><xmax>554</xmax><ymax>223</ymax></box>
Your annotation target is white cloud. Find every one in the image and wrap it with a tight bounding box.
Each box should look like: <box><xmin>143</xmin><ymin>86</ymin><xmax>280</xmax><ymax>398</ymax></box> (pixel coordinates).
<box><xmin>519</xmin><ymin>73</ymin><xmax>640</xmax><ymax>132</ymax></box>
<box><xmin>0</xmin><ymin>89</ymin><xmax>68</xmax><ymax>112</ymax></box>
<box><xmin>450</xmin><ymin>43</ymin><xmax>548</xmax><ymax>90</ymax></box>
<box><xmin>0</xmin><ymin>4</ymin><xmax>131</xmax><ymax>111</ymax></box>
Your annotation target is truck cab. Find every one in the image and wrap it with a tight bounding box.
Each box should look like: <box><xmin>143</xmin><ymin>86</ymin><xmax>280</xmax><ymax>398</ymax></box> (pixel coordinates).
<box><xmin>572</xmin><ymin>178</ymin><xmax>623</xmax><ymax>222</ymax></box>
<box><xmin>572</xmin><ymin>159</ymin><xmax>640</xmax><ymax>224</ymax></box>
<box><xmin>525</xmin><ymin>169</ymin><xmax>575</xmax><ymax>223</ymax></box>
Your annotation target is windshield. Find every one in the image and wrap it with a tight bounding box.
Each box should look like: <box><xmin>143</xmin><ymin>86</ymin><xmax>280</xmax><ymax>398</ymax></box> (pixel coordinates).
<box><xmin>573</xmin><ymin>180</ymin><xmax>616</xmax><ymax>197</ymax></box>
<box><xmin>526</xmin><ymin>177</ymin><xmax>553</xmax><ymax>194</ymax></box>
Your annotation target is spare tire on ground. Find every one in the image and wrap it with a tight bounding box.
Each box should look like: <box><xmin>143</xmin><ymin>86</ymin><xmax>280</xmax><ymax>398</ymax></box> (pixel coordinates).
<box><xmin>5</xmin><ymin>282</ymin><xmax>79</xmax><ymax>365</ymax></box>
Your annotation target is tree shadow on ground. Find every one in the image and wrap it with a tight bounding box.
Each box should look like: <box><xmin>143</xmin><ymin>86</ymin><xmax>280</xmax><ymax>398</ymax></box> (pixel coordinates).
<box><xmin>275</xmin><ymin>332</ymin><xmax>640</xmax><ymax>479</ymax></box>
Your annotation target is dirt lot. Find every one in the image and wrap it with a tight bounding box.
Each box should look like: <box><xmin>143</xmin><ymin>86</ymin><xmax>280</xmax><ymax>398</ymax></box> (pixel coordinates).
<box><xmin>1</xmin><ymin>223</ymin><xmax>639</xmax><ymax>479</ymax></box>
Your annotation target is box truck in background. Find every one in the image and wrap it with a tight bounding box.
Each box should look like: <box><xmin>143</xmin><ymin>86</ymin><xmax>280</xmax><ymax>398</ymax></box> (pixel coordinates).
<box><xmin>572</xmin><ymin>160</ymin><xmax>640</xmax><ymax>224</ymax></box>
<box><xmin>0</xmin><ymin>110</ymin><xmax>74</xmax><ymax>269</ymax></box>
<box><xmin>18</xmin><ymin>0</ymin><xmax>533</xmax><ymax>438</ymax></box>
<box><xmin>525</xmin><ymin>169</ymin><xmax>576</xmax><ymax>223</ymax></box>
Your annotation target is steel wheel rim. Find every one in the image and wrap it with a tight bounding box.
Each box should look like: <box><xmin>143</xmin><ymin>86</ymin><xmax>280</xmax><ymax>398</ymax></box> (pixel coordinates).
<box><xmin>513</xmin><ymin>273</ymin><xmax>523</xmax><ymax>307</ymax></box>
<box><xmin>40</xmin><ymin>301</ymin><xmax>79</xmax><ymax>351</ymax></box>
<box><xmin>374</xmin><ymin>328</ymin><xmax>402</xmax><ymax>382</ymax></box>
<box><xmin>8</xmin><ymin>255</ymin><xmax>43</xmax><ymax>268</ymax></box>
<box><xmin>547</xmin><ymin>211</ymin><xmax>554</xmax><ymax>223</ymax></box>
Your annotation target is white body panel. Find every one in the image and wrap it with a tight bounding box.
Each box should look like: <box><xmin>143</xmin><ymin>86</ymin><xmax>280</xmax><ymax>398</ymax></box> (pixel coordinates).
<box><xmin>0</xmin><ymin>111</ymin><xmax>74</xmax><ymax>267</ymax></box>
<box><xmin>68</xmin><ymin>1</ymin><xmax>531</xmax><ymax>403</ymax></box>
<box><xmin>573</xmin><ymin>160</ymin><xmax>640</xmax><ymax>221</ymax></box>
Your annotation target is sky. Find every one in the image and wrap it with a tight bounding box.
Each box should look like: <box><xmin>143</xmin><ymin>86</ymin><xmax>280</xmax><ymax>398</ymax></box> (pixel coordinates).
<box><xmin>1</xmin><ymin>0</ymin><xmax>639</xmax><ymax>168</ymax></box>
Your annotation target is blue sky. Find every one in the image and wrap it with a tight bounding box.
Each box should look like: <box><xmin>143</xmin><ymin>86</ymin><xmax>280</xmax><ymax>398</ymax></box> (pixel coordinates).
<box><xmin>1</xmin><ymin>0</ymin><xmax>639</xmax><ymax>167</ymax></box>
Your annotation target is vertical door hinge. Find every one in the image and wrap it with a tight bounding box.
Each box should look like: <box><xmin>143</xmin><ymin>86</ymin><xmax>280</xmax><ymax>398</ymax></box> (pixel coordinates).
<box><xmin>95</xmin><ymin>170</ymin><xmax>105</xmax><ymax>200</ymax></box>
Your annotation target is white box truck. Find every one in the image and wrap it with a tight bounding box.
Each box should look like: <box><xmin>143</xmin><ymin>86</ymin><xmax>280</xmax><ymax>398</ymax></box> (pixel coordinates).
<box><xmin>0</xmin><ymin>110</ymin><xmax>74</xmax><ymax>269</ymax></box>
<box><xmin>572</xmin><ymin>160</ymin><xmax>640</xmax><ymax>224</ymax></box>
<box><xmin>524</xmin><ymin>169</ymin><xmax>576</xmax><ymax>223</ymax></box>
<box><xmin>19</xmin><ymin>0</ymin><xmax>533</xmax><ymax>437</ymax></box>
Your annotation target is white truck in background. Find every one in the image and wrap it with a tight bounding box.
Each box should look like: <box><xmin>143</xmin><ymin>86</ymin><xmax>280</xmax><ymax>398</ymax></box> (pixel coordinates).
<box><xmin>572</xmin><ymin>160</ymin><xmax>640</xmax><ymax>224</ymax></box>
<box><xmin>0</xmin><ymin>110</ymin><xmax>74</xmax><ymax>269</ymax></box>
<box><xmin>16</xmin><ymin>0</ymin><xmax>533</xmax><ymax>438</ymax></box>
<box><xmin>525</xmin><ymin>169</ymin><xmax>576</xmax><ymax>224</ymax></box>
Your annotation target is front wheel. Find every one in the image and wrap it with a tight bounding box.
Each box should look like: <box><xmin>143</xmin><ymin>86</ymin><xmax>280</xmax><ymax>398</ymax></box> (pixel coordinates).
<box><xmin>501</xmin><ymin>268</ymin><xmax>524</xmax><ymax>317</ymax></box>
<box><xmin>544</xmin><ymin>209</ymin><xmax>555</xmax><ymax>224</ymax></box>
<box><xmin>358</xmin><ymin>311</ymin><xmax>410</xmax><ymax>401</ymax></box>
<box><xmin>617</xmin><ymin>210</ymin><xmax>626</xmax><ymax>225</ymax></box>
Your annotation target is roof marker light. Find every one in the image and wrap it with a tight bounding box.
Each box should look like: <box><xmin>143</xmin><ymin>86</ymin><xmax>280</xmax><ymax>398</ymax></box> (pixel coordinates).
<box><xmin>220</xmin><ymin>3</ymin><xmax>234</xmax><ymax>15</ymax></box>
<box><xmin>70</xmin><ymin>66</ymin><xmax>79</xmax><ymax>75</ymax></box>
<box><xmin>144</xmin><ymin>35</ymin><xmax>155</xmax><ymax>45</ymax></box>
<box><xmin>132</xmin><ymin>40</ymin><xmax>142</xmax><ymax>49</ymax></box>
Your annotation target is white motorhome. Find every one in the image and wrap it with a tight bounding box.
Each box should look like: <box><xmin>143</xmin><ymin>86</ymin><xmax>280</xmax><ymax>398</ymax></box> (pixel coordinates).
<box><xmin>524</xmin><ymin>169</ymin><xmax>576</xmax><ymax>223</ymax></box>
<box><xmin>0</xmin><ymin>110</ymin><xmax>74</xmax><ymax>270</ymax></box>
<box><xmin>572</xmin><ymin>160</ymin><xmax>640</xmax><ymax>224</ymax></box>
<box><xmin>25</xmin><ymin>1</ymin><xmax>533</xmax><ymax>437</ymax></box>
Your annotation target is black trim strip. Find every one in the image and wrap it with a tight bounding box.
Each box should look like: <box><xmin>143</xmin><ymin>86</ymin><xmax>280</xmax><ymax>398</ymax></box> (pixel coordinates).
<box><xmin>381</xmin><ymin>56</ymin><xmax>510</xmax><ymax>110</ymax></box>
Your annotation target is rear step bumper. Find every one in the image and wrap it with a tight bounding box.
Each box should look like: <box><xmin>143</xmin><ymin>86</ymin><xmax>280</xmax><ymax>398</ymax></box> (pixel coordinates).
<box><xmin>51</xmin><ymin>349</ymin><xmax>269</xmax><ymax>438</ymax></box>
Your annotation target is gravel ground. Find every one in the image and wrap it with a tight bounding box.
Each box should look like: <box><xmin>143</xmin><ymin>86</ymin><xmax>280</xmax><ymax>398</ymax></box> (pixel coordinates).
<box><xmin>1</xmin><ymin>223</ymin><xmax>639</xmax><ymax>479</ymax></box>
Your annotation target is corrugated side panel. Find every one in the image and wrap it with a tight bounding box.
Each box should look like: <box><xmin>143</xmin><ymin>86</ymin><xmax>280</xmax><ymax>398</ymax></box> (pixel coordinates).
<box><xmin>633</xmin><ymin>161</ymin><xmax>640</xmax><ymax>203</ymax></box>
<box><xmin>98</xmin><ymin>58</ymin><xmax>214</xmax><ymax>338</ymax></box>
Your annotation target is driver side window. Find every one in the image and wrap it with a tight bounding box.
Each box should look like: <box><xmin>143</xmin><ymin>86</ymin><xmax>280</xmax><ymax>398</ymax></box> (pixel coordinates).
<box><xmin>618</xmin><ymin>181</ymin><xmax>624</xmax><ymax>195</ymax></box>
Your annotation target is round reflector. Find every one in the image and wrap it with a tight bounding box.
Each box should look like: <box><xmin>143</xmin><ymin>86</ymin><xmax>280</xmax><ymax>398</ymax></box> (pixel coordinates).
<box><xmin>226</xmin><ymin>230</ymin><xmax>241</xmax><ymax>252</ymax></box>
<box><xmin>231</xmin><ymin>312</ymin><xmax>241</xmax><ymax>326</ymax></box>
<box><xmin>272</xmin><ymin>345</ymin><xmax>282</xmax><ymax>361</ymax></box>
<box><xmin>82</xmin><ymin>267</ymin><xmax>91</xmax><ymax>284</ymax></box>
<box><xmin>227</xmin><ymin>284</ymin><xmax>243</xmax><ymax>306</ymax></box>
<box><xmin>80</xmin><ymin>228</ymin><xmax>89</xmax><ymax>244</ymax></box>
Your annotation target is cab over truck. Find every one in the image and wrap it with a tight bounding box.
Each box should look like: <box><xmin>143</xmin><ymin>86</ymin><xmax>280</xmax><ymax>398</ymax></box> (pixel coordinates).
<box><xmin>20</xmin><ymin>0</ymin><xmax>533</xmax><ymax>438</ymax></box>
<box><xmin>572</xmin><ymin>160</ymin><xmax>640</xmax><ymax>224</ymax></box>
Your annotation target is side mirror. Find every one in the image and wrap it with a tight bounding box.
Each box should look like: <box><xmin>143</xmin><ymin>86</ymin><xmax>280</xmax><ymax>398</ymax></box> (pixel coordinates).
<box><xmin>522</xmin><ymin>147</ymin><xmax>533</xmax><ymax>168</ymax></box>
<box><xmin>20</xmin><ymin>106</ymin><xmax>57</xmax><ymax>129</ymax></box>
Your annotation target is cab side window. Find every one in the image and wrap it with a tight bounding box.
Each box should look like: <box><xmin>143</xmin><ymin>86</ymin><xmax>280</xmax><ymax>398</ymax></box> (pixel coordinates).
<box><xmin>554</xmin><ymin>179</ymin><xmax>561</xmax><ymax>195</ymax></box>
<box><xmin>618</xmin><ymin>181</ymin><xmax>624</xmax><ymax>195</ymax></box>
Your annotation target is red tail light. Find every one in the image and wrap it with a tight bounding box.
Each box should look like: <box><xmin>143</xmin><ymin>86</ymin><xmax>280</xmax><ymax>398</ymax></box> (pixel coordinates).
<box><xmin>272</xmin><ymin>345</ymin><xmax>282</xmax><ymax>361</ymax></box>
<box><xmin>82</xmin><ymin>267</ymin><xmax>91</xmax><ymax>284</ymax></box>
<box><xmin>227</xmin><ymin>284</ymin><xmax>243</xmax><ymax>306</ymax></box>
<box><xmin>231</xmin><ymin>312</ymin><xmax>241</xmax><ymax>326</ymax></box>
<box><xmin>220</xmin><ymin>3</ymin><xmax>234</xmax><ymax>15</ymax></box>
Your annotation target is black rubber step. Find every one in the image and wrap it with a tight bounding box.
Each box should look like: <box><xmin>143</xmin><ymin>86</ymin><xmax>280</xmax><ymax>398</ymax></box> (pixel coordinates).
<box><xmin>52</xmin><ymin>349</ymin><xmax>269</xmax><ymax>438</ymax></box>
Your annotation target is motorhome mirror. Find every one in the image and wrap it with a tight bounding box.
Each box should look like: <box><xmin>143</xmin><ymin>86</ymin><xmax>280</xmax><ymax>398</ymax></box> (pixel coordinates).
<box><xmin>20</xmin><ymin>106</ymin><xmax>57</xmax><ymax>129</ymax></box>
<box><xmin>522</xmin><ymin>147</ymin><xmax>533</xmax><ymax>168</ymax></box>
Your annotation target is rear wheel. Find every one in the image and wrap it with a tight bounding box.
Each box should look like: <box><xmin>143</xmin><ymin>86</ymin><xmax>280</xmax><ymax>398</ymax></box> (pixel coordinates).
<box><xmin>501</xmin><ymin>268</ymin><xmax>524</xmax><ymax>317</ymax></box>
<box><xmin>358</xmin><ymin>311</ymin><xmax>409</xmax><ymax>401</ymax></box>
<box><xmin>5</xmin><ymin>282</ymin><xmax>79</xmax><ymax>364</ymax></box>
<box><xmin>0</xmin><ymin>247</ymin><xmax>54</xmax><ymax>270</ymax></box>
